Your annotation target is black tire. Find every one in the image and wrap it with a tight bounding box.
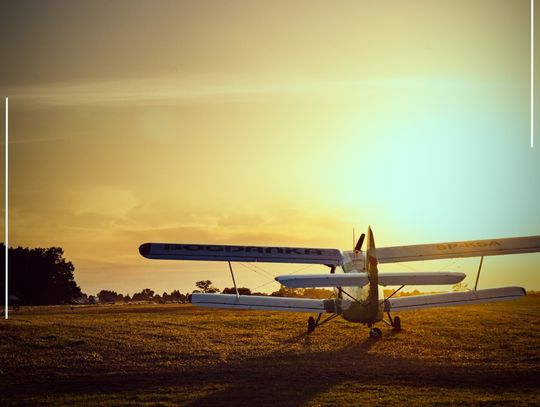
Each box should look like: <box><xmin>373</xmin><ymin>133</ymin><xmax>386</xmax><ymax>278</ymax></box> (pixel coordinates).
<box><xmin>393</xmin><ymin>316</ymin><xmax>401</xmax><ymax>330</ymax></box>
<box><xmin>307</xmin><ymin>316</ymin><xmax>316</xmax><ymax>333</ymax></box>
<box><xmin>369</xmin><ymin>327</ymin><xmax>382</xmax><ymax>338</ymax></box>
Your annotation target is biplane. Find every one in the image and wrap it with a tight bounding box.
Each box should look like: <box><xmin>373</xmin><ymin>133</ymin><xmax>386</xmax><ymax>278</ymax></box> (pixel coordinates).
<box><xmin>139</xmin><ymin>228</ymin><xmax>540</xmax><ymax>338</ymax></box>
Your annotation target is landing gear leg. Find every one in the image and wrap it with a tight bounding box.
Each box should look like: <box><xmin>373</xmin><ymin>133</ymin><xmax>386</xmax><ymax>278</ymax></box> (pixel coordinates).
<box><xmin>307</xmin><ymin>313</ymin><xmax>338</xmax><ymax>333</ymax></box>
<box><xmin>392</xmin><ymin>316</ymin><xmax>401</xmax><ymax>331</ymax></box>
<box><xmin>385</xmin><ymin>312</ymin><xmax>401</xmax><ymax>331</ymax></box>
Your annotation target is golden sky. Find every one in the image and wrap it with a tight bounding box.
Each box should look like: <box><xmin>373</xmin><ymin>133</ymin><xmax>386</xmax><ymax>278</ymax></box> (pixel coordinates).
<box><xmin>1</xmin><ymin>0</ymin><xmax>539</xmax><ymax>295</ymax></box>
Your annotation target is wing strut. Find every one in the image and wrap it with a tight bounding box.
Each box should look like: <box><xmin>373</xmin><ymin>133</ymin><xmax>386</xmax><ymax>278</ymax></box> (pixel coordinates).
<box><xmin>380</xmin><ymin>285</ymin><xmax>405</xmax><ymax>329</ymax></box>
<box><xmin>337</xmin><ymin>287</ymin><xmax>362</xmax><ymax>304</ymax></box>
<box><xmin>382</xmin><ymin>285</ymin><xmax>405</xmax><ymax>303</ymax></box>
<box><xmin>474</xmin><ymin>256</ymin><xmax>484</xmax><ymax>290</ymax></box>
<box><xmin>228</xmin><ymin>261</ymin><xmax>239</xmax><ymax>299</ymax></box>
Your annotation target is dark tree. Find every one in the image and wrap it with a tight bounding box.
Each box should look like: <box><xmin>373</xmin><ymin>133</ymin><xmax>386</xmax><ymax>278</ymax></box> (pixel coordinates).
<box><xmin>132</xmin><ymin>288</ymin><xmax>154</xmax><ymax>302</ymax></box>
<box><xmin>195</xmin><ymin>280</ymin><xmax>220</xmax><ymax>293</ymax></box>
<box><xmin>1</xmin><ymin>244</ymin><xmax>82</xmax><ymax>305</ymax></box>
<box><xmin>143</xmin><ymin>288</ymin><xmax>154</xmax><ymax>298</ymax></box>
<box><xmin>270</xmin><ymin>286</ymin><xmax>302</xmax><ymax>298</ymax></box>
<box><xmin>222</xmin><ymin>287</ymin><xmax>252</xmax><ymax>295</ymax></box>
<box><xmin>97</xmin><ymin>290</ymin><xmax>119</xmax><ymax>303</ymax></box>
<box><xmin>301</xmin><ymin>288</ymin><xmax>333</xmax><ymax>299</ymax></box>
<box><xmin>169</xmin><ymin>289</ymin><xmax>187</xmax><ymax>303</ymax></box>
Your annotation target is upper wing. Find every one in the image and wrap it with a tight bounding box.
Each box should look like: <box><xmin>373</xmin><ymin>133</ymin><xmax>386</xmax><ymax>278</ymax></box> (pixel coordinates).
<box><xmin>139</xmin><ymin>243</ymin><xmax>342</xmax><ymax>265</ymax></box>
<box><xmin>384</xmin><ymin>286</ymin><xmax>525</xmax><ymax>312</ymax></box>
<box><xmin>376</xmin><ymin>235</ymin><xmax>540</xmax><ymax>264</ymax></box>
<box><xmin>191</xmin><ymin>293</ymin><xmax>329</xmax><ymax>313</ymax></box>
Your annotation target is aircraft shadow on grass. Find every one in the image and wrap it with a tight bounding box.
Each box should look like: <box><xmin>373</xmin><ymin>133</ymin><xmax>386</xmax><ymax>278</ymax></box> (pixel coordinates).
<box><xmin>3</xmin><ymin>330</ymin><xmax>538</xmax><ymax>405</ymax></box>
<box><xmin>184</xmin><ymin>330</ymin><xmax>534</xmax><ymax>406</ymax></box>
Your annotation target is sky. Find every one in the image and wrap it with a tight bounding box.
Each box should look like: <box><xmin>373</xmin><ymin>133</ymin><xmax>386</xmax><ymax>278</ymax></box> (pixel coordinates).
<box><xmin>1</xmin><ymin>0</ymin><xmax>539</xmax><ymax>296</ymax></box>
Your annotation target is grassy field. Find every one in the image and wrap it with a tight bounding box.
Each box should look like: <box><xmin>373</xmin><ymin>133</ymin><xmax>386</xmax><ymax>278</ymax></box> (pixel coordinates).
<box><xmin>1</xmin><ymin>295</ymin><xmax>539</xmax><ymax>406</ymax></box>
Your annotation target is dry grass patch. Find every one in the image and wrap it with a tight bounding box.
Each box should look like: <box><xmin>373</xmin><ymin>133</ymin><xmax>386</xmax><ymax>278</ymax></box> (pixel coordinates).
<box><xmin>1</xmin><ymin>297</ymin><xmax>539</xmax><ymax>405</ymax></box>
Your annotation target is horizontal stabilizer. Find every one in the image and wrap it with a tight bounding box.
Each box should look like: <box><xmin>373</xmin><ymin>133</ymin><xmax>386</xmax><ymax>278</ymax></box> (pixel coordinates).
<box><xmin>378</xmin><ymin>272</ymin><xmax>465</xmax><ymax>286</ymax></box>
<box><xmin>140</xmin><ymin>243</ymin><xmax>342</xmax><ymax>265</ymax></box>
<box><xmin>276</xmin><ymin>271</ymin><xmax>465</xmax><ymax>288</ymax></box>
<box><xmin>377</xmin><ymin>235</ymin><xmax>540</xmax><ymax>263</ymax></box>
<box><xmin>384</xmin><ymin>286</ymin><xmax>525</xmax><ymax>312</ymax></box>
<box><xmin>276</xmin><ymin>273</ymin><xmax>369</xmax><ymax>288</ymax></box>
<box><xmin>191</xmin><ymin>293</ymin><xmax>328</xmax><ymax>313</ymax></box>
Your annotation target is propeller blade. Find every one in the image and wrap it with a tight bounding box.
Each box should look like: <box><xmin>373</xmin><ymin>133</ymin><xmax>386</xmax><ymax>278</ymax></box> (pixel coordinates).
<box><xmin>355</xmin><ymin>233</ymin><xmax>366</xmax><ymax>252</ymax></box>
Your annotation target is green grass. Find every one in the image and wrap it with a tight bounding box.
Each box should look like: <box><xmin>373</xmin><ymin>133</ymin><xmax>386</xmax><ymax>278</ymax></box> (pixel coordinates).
<box><xmin>1</xmin><ymin>296</ymin><xmax>539</xmax><ymax>406</ymax></box>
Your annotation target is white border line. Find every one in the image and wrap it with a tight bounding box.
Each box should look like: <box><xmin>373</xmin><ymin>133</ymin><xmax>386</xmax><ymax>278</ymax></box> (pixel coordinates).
<box><xmin>532</xmin><ymin>0</ymin><xmax>535</xmax><ymax>148</ymax></box>
<box><xmin>4</xmin><ymin>97</ymin><xmax>8</xmax><ymax>319</ymax></box>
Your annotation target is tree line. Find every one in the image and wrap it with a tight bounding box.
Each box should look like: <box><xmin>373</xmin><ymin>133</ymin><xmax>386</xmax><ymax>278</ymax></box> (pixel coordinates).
<box><xmin>95</xmin><ymin>288</ymin><xmax>189</xmax><ymax>304</ymax></box>
<box><xmin>192</xmin><ymin>279</ymin><xmax>333</xmax><ymax>299</ymax></box>
<box><xmin>93</xmin><ymin>281</ymin><xmax>334</xmax><ymax>304</ymax></box>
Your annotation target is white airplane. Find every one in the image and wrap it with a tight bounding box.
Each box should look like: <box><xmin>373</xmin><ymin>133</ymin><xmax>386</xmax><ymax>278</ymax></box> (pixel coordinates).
<box><xmin>139</xmin><ymin>228</ymin><xmax>540</xmax><ymax>338</ymax></box>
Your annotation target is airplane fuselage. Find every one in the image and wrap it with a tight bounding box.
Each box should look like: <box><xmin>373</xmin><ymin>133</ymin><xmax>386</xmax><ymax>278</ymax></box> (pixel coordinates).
<box><xmin>334</xmin><ymin>250</ymin><xmax>384</xmax><ymax>324</ymax></box>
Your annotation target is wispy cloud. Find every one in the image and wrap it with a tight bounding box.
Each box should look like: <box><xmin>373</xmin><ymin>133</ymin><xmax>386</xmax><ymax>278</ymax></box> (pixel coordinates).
<box><xmin>2</xmin><ymin>75</ymin><xmax>479</xmax><ymax>109</ymax></box>
<box><xmin>2</xmin><ymin>76</ymin><xmax>338</xmax><ymax>108</ymax></box>
<box><xmin>0</xmin><ymin>136</ymin><xmax>67</xmax><ymax>145</ymax></box>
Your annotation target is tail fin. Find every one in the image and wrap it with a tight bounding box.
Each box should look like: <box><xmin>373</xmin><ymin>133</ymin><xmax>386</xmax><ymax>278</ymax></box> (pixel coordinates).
<box><xmin>365</xmin><ymin>227</ymin><xmax>380</xmax><ymax>318</ymax></box>
<box><xmin>366</xmin><ymin>226</ymin><xmax>378</xmax><ymax>271</ymax></box>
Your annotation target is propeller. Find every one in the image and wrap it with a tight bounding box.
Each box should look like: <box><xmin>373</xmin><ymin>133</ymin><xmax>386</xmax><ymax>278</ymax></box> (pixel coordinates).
<box><xmin>354</xmin><ymin>233</ymin><xmax>365</xmax><ymax>252</ymax></box>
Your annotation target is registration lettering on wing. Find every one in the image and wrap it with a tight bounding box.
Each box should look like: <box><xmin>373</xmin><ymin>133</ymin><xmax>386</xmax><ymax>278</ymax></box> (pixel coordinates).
<box><xmin>435</xmin><ymin>241</ymin><xmax>502</xmax><ymax>250</ymax></box>
<box><xmin>163</xmin><ymin>244</ymin><xmax>324</xmax><ymax>256</ymax></box>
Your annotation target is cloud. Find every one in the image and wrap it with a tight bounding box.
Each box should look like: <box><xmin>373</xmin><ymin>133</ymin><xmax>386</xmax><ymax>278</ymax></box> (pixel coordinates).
<box><xmin>2</xmin><ymin>75</ymin><xmax>483</xmax><ymax>109</ymax></box>
<box><xmin>72</xmin><ymin>186</ymin><xmax>139</xmax><ymax>220</ymax></box>
<box><xmin>1</xmin><ymin>136</ymin><xmax>67</xmax><ymax>145</ymax></box>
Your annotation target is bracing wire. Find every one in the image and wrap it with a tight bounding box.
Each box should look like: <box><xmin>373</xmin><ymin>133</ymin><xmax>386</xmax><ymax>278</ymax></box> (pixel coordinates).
<box><xmin>248</xmin><ymin>263</ymin><xmax>277</xmax><ymax>279</ymax></box>
<box><xmin>252</xmin><ymin>279</ymin><xmax>280</xmax><ymax>292</ymax></box>
<box><xmin>287</xmin><ymin>264</ymin><xmax>315</xmax><ymax>275</ymax></box>
<box><xmin>436</xmin><ymin>259</ymin><xmax>459</xmax><ymax>272</ymax></box>
<box><xmin>237</xmin><ymin>262</ymin><xmax>274</xmax><ymax>280</ymax></box>
<box><xmin>237</xmin><ymin>262</ymin><xmax>275</xmax><ymax>279</ymax></box>
<box><xmin>398</xmin><ymin>258</ymin><xmax>460</xmax><ymax>273</ymax></box>
<box><xmin>240</xmin><ymin>263</ymin><xmax>318</xmax><ymax>292</ymax></box>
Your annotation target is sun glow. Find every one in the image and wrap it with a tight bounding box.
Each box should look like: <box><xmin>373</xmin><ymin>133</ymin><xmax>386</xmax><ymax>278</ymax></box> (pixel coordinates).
<box><xmin>1</xmin><ymin>0</ymin><xmax>538</xmax><ymax>295</ymax></box>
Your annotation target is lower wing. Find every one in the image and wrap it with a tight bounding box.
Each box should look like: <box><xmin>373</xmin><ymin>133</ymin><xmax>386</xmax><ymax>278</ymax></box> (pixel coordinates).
<box><xmin>191</xmin><ymin>293</ymin><xmax>329</xmax><ymax>313</ymax></box>
<box><xmin>384</xmin><ymin>286</ymin><xmax>525</xmax><ymax>312</ymax></box>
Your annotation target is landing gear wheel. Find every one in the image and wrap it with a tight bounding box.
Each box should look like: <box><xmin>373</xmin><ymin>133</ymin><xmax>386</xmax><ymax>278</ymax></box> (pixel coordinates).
<box><xmin>307</xmin><ymin>316</ymin><xmax>316</xmax><ymax>333</ymax></box>
<box><xmin>369</xmin><ymin>327</ymin><xmax>382</xmax><ymax>339</ymax></box>
<box><xmin>393</xmin><ymin>316</ymin><xmax>401</xmax><ymax>331</ymax></box>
